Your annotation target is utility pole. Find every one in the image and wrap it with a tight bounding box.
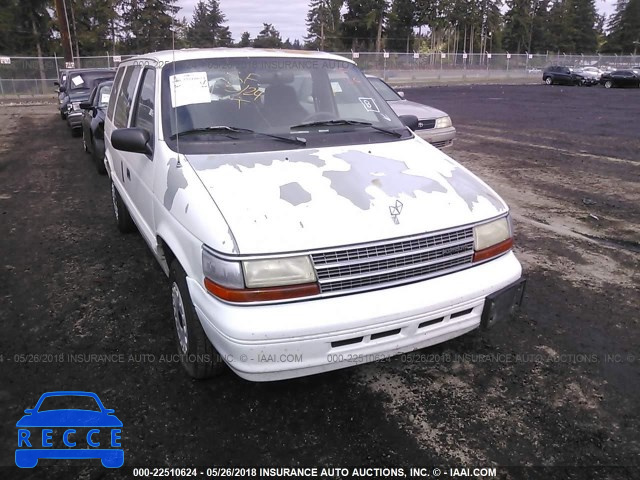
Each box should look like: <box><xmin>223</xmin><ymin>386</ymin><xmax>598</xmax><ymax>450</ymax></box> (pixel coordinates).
<box><xmin>69</xmin><ymin>0</ymin><xmax>81</xmax><ymax>67</ymax></box>
<box><xmin>54</xmin><ymin>0</ymin><xmax>73</xmax><ymax>62</ymax></box>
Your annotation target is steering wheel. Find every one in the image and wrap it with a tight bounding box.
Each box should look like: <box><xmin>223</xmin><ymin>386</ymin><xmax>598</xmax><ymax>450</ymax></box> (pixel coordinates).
<box><xmin>301</xmin><ymin>111</ymin><xmax>335</xmax><ymax>123</ymax></box>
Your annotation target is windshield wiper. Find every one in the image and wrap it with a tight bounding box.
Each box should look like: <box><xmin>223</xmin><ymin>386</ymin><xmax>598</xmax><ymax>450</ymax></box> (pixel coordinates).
<box><xmin>170</xmin><ymin>125</ymin><xmax>306</xmax><ymax>145</ymax></box>
<box><xmin>290</xmin><ymin>119</ymin><xmax>403</xmax><ymax>138</ymax></box>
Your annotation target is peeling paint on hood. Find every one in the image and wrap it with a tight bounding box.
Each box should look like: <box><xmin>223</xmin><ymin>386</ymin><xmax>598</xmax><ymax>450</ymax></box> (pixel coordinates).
<box><xmin>184</xmin><ymin>138</ymin><xmax>507</xmax><ymax>254</ymax></box>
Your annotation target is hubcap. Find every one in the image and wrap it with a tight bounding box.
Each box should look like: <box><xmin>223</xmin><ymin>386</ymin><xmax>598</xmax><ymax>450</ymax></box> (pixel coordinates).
<box><xmin>111</xmin><ymin>183</ymin><xmax>119</xmax><ymax>221</ymax></box>
<box><xmin>172</xmin><ymin>282</ymin><xmax>189</xmax><ymax>354</ymax></box>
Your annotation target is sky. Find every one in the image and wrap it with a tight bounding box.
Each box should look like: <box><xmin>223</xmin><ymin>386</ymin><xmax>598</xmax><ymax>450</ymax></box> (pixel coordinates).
<box><xmin>175</xmin><ymin>0</ymin><xmax>618</xmax><ymax>44</ymax></box>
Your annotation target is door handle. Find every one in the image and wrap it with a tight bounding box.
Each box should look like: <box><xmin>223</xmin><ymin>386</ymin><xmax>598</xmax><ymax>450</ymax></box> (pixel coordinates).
<box><xmin>126</xmin><ymin>168</ymin><xmax>131</xmax><ymax>180</ymax></box>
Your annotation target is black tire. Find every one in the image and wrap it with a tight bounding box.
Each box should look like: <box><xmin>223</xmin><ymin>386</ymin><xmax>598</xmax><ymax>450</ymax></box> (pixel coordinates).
<box><xmin>71</xmin><ymin>127</ymin><xmax>81</xmax><ymax>137</ymax></box>
<box><xmin>60</xmin><ymin>110</ymin><xmax>67</xmax><ymax>120</ymax></box>
<box><xmin>93</xmin><ymin>139</ymin><xmax>107</xmax><ymax>175</ymax></box>
<box><xmin>110</xmin><ymin>180</ymin><xmax>136</xmax><ymax>233</ymax></box>
<box><xmin>169</xmin><ymin>260</ymin><xmax>226</xmax><ymax>379</ymax></box>
<box><xmin>544</xmin><ymin>76</ymin><xmax>553</xmax><ymax>85</ymax></box>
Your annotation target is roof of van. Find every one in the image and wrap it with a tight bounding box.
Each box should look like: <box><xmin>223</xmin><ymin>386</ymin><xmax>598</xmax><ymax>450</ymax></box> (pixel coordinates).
<box><xmin>120</xmin><ymin>48</ymin><xmax>355</xmax><ymax>65</ymax></box>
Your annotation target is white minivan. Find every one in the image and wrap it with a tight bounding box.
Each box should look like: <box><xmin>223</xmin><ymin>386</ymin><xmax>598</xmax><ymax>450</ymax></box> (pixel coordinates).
<box><xmin>104</xmin><ymin>49</ymin><xmax>525</xmax><ymax>381</ymax></box>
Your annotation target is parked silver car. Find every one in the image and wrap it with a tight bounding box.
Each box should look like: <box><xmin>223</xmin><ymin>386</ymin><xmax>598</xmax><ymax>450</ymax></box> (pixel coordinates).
<box><xmin>574</xmin><ymin>66</ymin><xmax>602</xmax><ymax>84</ymax></box>
<box><xmin>366</xmin><ymin>75</ymin><xmax>455</xmax><ymax>148</ymax></box>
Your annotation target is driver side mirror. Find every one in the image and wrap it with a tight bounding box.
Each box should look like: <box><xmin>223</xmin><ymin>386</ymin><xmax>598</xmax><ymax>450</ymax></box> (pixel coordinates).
<box><xmin>79</xmin><ymin>102</ymin><xmax>93</xmax><ymax>111</ymax></box>
<box><xmin>398</xmin><ymin>114</ymin><xmax>419</xmax><ymax>131</ymax></box>
<box><xmin>59</xmin><ymin>85</ymin><xmax>66</xmax><ymax>93</ymax></box>
<box><xmin>112</xmin><ymin>128</ymin><xmax>153</xmax><ymax>156</ymax></box>
<box><xmin>397</xmin><ymin>91</ymin><xmax>405</xmax><ymax>99</ymax></box>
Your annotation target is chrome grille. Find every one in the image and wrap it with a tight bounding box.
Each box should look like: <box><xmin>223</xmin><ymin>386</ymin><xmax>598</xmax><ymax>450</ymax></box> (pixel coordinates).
<box><xmin>416</xmin><ymin>119</ymin><xmax>436</xmax><ymax>130</ymax></box>
<box><xmin>312</xmin><ymin>227</ymin><xmax>474</xmax><ymax>294</ymax></box>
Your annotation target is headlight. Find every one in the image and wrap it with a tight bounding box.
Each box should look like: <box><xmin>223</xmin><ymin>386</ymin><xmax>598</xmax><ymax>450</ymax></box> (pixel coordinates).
<box><xmin>435</xmin><ymin>116</ymin><xmax>452</xmax><ymax>128</ymax></box>
<box><xmin>202</xmin><ymin>247</ymin><xmax>319</xmax><ymax>302</ymax></box>
<box><xmin>243</xmin><ymin>256</ymin><xmax>316</xmax><ymax>288</ymax></box>
<box><xmin>202</xmin><ymin>248</ymin><xmax>243</xmax><ymax>289</ymax></box>
<box><xmin>473</xmin><ymin>216</ymin><xmax>513</xmax><ymax>262</ymax></box>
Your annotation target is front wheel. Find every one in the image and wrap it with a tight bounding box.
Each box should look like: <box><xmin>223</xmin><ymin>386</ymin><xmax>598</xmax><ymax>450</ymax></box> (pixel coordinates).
<box><xmin>544</xmin><ymin>77</ymin><xmax>553</xmax><ymax>85</ymax></box>
<box><xmin>604</xmin><ymin>80</ymin><xmax>613</xmax><ymax>89</ymax></box>
<box><xmin>111</xmin><ymin>181</ymin><xmax>136</xmax><ymax>233</ymax></box>
<box><xmin>169</xmin><ymin>260</ymin><xmax>226</xmax><ymax>379</ymax></box>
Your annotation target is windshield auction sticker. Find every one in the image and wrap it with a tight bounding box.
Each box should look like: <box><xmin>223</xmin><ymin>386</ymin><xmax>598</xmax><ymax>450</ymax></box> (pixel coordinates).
<box><xmin>169</xmin><ymin>71</ymin><xmax>211</xmax><ymax>108</ymax></box>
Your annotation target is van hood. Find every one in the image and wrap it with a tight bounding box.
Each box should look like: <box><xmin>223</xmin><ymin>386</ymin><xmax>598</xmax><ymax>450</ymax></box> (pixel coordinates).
<box><xmin>185</xmin><ymin>139</ymin><xmax>507</xmax><ymax>254</ymax></box>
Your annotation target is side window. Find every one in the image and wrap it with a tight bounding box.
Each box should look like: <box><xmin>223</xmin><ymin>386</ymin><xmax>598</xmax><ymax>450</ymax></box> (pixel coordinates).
<box><xmin>132</xmin><ymin>69</ymin><xmax>156</xmax><ymax>141</ymax></box>
<box><xmin>113</xmin><ymin>66</ymin><xmax>141</xmax><ymax>128</ymax></box>
<box><xmin>107</xmin><ymin>67</ymin><xmax>125</xmax><ymax>121</ymax></box>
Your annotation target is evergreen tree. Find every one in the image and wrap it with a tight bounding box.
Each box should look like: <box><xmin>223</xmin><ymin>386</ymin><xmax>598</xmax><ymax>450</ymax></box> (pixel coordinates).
<box><xmin>121</xmin><ymin>0</ymin><xmax>180</xmax><ymax>53</ymax></box>
<box><xmin>342</xmin><ymin>0</ymin><xmax>388</xmax><ymax>51</ymax></box>
<box><xmin>503</xmin><ymin>0</ymin><xmax>533</xmax><ymax>53</ymax></box>
<box><xmin>0</xmin><ymin>0</ymin><xmax>54</xmax><ymax>55</ymax></box>
<box><xmin>186</xmin><ymin>0</ymin><xmax>232</xmax><ymax>48</ymax></box>
<box><xmin>605</xmin><ymin>0</ymin><xmax>640</xmax><ymax>53</ymax></box>
<box><xmin>71</xmin><ymin>0</ymin><xmax>120</xmax><ymax>55</ymax></box>
<box><xmin>304</xmin><ymin>0</ymin><xmax>343</xmax><ymax>51</ymax></box>
<box><xmin>253</xmin><ymin>23</ymin><xmax>282</xmax><ymax>48</ymax></box>
<box><xmin>386</xmin><ymin>0</ymin><xmax>415</xmax><ymax>52</ymax></box>
<box><xmin>238</xmin><ymin>31</ymin><xmax>251</xmax><ymax>47</ymax></box>
<box><xmin>547</xmin><ymin>0</ymin><xmax>598</xmax><ymax>53</ymax></box>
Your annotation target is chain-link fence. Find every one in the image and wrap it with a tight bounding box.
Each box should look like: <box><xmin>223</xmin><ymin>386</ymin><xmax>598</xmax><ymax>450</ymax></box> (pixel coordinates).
<box><xmin>2</xmin><ymin>52</ymin><xmax>639</xmax><ymax>98</ymax></box>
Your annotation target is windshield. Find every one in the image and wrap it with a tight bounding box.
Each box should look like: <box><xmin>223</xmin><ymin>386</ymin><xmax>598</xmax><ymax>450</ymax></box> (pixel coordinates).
<box><xmin>161</xmin><ymin>57</ymin><xmax>409</xmax><ymax>153</ymax></box>
<box><xmin>368</xmin><ymin>77</ymin><xmax>402</xmax><ymax>102</ymax></box>
<box><xmin>68</xmin><ymin>72</ymin><xmax>114</xmax><ymax>90</ymax></box>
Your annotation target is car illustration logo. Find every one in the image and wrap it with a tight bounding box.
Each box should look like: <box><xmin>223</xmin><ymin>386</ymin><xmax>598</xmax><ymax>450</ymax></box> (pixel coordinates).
<box><xmin>15</xmin><ymin>391</ymin><xmax>123</xmax><ymax>468</ymax></box>
<box><xmin>389</xmin><ymin>199</ymin><xmax>403</xmax><ymax>224</ymax></box>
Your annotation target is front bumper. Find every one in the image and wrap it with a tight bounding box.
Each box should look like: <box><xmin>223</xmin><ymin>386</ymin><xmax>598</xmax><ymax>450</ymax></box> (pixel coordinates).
<box><xmin>67</xmin><ymin>111</ymin><xmax>83</xmax><ymax>128</ymax></box>
<box><xmin>188</xmin><ymin>251</ymin><xmax>523</xmax><ymax>381</ymax></box>
<box><xmin>415</xmin><ymin>126</ymin><xmax>456</xmax><ymax>148</ymax></box>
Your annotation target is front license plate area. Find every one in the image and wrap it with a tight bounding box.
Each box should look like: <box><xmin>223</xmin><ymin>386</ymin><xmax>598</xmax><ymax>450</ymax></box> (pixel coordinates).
<box><xmin>481</xmin><ymin>278</ymin><xmax>526</xmax><ymax>329</ymax></box>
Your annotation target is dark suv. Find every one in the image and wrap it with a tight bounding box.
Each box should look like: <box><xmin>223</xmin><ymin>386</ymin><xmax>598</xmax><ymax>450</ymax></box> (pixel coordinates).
<box><xmin>59</xmin><ymin>68</ymin><xmax>115</xmax><ymax>136</ymax></box>
<box><xmin>542</xmin><ymin>66</ymin><xmax>586</xmax><ymax>86</ymax></box>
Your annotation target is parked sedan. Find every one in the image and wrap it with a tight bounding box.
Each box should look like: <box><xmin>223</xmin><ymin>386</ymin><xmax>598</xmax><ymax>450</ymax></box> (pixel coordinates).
<box><xmin>366</xmin><ymin>75</ymin><xmax>455</xmax><ymax>148</ymax></box>
<box><xmin>542</xmin><ymin>65</ymin><xmax>586</xmax><ymax>86</ymax></box>
<box><xmin>573</xmin><ymin>67</ymin><xmax>601</xmax><ymax>85</ymax></box>
<box><xmin>599</xmin><ymin>70</ymin><xmax>640</xmax><ymax>88</ymax></box>
<box><xmin>59</xmin><ymin>68</ymin><xmax>115</xmax><ymax>136</ymax></box>
<box><xmin>80</xmin><ymin>80</ymin><xmax>112</xmax><ymax>174</ymax></box>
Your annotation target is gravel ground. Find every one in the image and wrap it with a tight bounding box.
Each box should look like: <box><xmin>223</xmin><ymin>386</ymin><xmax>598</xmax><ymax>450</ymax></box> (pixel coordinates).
<box><xmin>0</xmin><ymin>84</ymin><xmax>638</xmax><ymax>479</ymax></box>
